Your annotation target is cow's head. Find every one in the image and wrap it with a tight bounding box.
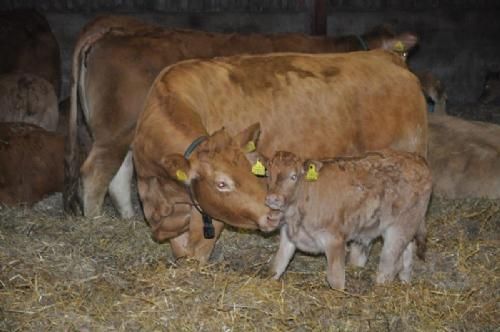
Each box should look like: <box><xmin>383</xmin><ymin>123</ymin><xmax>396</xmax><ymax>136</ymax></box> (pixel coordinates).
<box><xmin>363</xmin><ymin>24</ymin><xmax>418</xmax><ymax>60</ymax></box>
<box><xmin>261</xmin><ymin>151</ymin><xmax>323</xmax><ymax>232</ymax></box>
<box><xmin>479</xmin><ymin>71</ymin><xmax>500</xmax><ymax>104</ymax></box>
<box><xmin>160</xmin><ymin>123</ymin><xmax>270</xmax><ymax>230</ymax></box>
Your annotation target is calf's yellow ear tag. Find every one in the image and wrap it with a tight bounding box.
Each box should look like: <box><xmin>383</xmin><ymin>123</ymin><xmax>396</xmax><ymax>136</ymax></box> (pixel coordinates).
<box><xmin>245</xmin><ymin>140</ymin><xmax>256</xmax><ymax>153</ymax></box>
<box><xmin>176</xmin><ymin>169</ymin><xmax>188</xmax><ymax>182</ymax></box>
<box><xmin>393</xmin><ymin>41</ymin><xmax>405</xmax><ymax>53</ymax></box>
<box><xmin>305</xmin><ymin>164</ymin><xmax>319</xmax><ymax>181</ymax></box>
<box><xmin>251</xmin><ymin>159</ymin><xmax>266</xmax><ymax>176</ymax></box>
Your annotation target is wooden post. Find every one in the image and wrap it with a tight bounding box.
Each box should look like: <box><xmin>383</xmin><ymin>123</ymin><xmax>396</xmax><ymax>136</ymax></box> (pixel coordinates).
<box><xmin>310</xmin><ymin>0</ymin><xmax>327</xmax><ymax>35</ymax></box>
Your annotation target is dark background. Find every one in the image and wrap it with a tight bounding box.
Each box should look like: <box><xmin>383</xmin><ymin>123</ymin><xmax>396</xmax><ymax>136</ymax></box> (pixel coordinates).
<box><xmin>2</xmin><ymin>0</ymin><xmax>499</xmax><ymax>104</ymax></box>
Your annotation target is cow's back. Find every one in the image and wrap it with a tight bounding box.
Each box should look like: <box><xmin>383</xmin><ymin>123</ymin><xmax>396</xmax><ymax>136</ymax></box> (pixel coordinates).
<box><xmin>0</xmin><ymin>123</ymin><xmax>64</xmax><ymax>206</ymax></box>
<box><xmin>147</xmin><ymin>50</ymin><xmax>427</xmax><ymax>159</ymax></box>
<box><xmin>428</xmin><ymin>114</ymin><xmax>500</xmax><ymax>198</ymax></box>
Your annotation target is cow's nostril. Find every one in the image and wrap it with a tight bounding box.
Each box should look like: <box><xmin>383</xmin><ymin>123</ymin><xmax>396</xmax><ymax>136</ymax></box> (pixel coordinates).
<box><xmin>265</xmin><ymin>194</ymin><xmax>283</xmax><ymax>210</ymax></box>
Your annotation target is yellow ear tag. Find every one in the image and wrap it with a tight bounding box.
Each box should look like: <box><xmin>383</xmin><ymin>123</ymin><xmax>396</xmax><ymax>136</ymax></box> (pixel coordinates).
<box><xmin>176</xmin><ymin>169</ymin><xmax>188</xmax><ymax>182</ymax></box>
<box><xmin>251</xmin><ymin>160</ymin><xmax>266</xmax><ymax>176</ymax></box>
<box><xmin>393</xmin><ymin>41</ymin><xmax>405</xmax><ymax>53</ymax></box>
<box><xmin>305</xmin><ymin>164</ymin><xmax>319</xmax><ymax>181</ymax></box>
<box><xmin>245</xmin><ymin>140</ymin><xmax>256</xmax><ymax>153</ymax></box>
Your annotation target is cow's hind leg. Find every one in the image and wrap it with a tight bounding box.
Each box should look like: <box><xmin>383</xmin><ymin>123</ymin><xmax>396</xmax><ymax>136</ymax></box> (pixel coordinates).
<box><xmin>81</xmin><ymin>145</ymin><xmax>127</xmax><ymax>217</ymax></box>
<box><xmin>109</xmin><ymin>150</ymin><xmax>135</xmax><ymax>219</ymax></box>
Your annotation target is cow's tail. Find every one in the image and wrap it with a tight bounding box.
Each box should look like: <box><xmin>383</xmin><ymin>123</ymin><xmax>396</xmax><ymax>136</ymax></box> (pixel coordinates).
<box><xmin>63</xmin><ymin>28</ymin><xmax>117</xmax><ymax>215</ymax></box>
<box><xmin>415</xmin><ymin>221</ymin><xmax>427</xmax><ymax>261</ymax></box>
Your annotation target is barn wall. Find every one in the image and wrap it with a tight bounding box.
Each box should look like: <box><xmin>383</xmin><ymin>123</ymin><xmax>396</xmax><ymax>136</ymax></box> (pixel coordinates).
<box><xmin>2</xmin><ymin>0</ymin><xmax>499</xmax><ymax>104</ymax></box>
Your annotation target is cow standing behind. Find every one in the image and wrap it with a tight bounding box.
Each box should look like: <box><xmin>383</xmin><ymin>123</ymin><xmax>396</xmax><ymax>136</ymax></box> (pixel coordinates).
<box><xmin>0</xmin><ymin>73</ymin><xmax>59</xmax><ymax>132</ymax></box>
<box><xmin>261</xmin><ymin>150</ymin><xmax>432</xmax><ymax>289</ymax></box>
<box><xmin>133</xmin><ymin>50</ymin><xmax>427</xmax><ymax>262</ymax></box>
<box><xmin>65</xmin><ymin>15</ymin><xmax>418</xmax><ymax>219</ymax></box>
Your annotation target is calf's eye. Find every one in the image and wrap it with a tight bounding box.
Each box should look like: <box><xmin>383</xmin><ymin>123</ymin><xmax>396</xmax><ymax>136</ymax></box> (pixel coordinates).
<box><xmin>217</xmin><ymin>181</ymin><xmax>227</xmax><ymax>189</ymax></box>
<box><xmin>290</xmin><ymin>174</ymin><xmax>297</xmax><ymax>181</ymax></box>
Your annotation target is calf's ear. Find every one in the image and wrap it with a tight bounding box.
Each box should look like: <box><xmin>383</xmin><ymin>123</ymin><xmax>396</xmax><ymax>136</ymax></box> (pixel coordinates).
<box><xmin>303</xmin><ymin>159</ymin><xmax>323</xmax><ymax>181</ymax></box>
<box><xmin>159</xmin><ymin>153</ymin><xmax>195</xmax><ymax>185</ymax></box>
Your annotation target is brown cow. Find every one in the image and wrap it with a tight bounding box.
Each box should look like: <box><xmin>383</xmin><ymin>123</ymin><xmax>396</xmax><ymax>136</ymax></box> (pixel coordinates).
<box><xmin>0</xmin><ymin>10</ymin><xmax>61</xmax><ymax>97</ymax></box>
<box><xmin>262</xmin><ymin>149</ymin><xmax>431</xmax><ymax>289</ymax></box>
<box><xmin>65</xmin><ymin>15</ymin><xmax>419</xmax><ymax>218</ymax></box>
<box><xmin>428</xmin><ymin>113</ymin><xmax>500</xmax><ymax>199</ymax></box>
<box><xmin>133</xmin><ymin>50</ymin><xmax>427</xmax><ymax>262</ymax></box>
<box><xmin>0</xmin><ymin>123</ymin><xmax>64</xmax><ymax>206</ymax></box>
<box><xmin>0</xmin><ymin>73</ymin><xmax>59</xmax><ymax>132</ymax></box>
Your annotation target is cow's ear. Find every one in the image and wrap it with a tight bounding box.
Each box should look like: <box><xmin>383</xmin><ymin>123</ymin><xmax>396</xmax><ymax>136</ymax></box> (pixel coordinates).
<box><xmin>159</xmin><ymin>154</ymin><xmax>195</xmax><ymax>185</ymax></box>
<box><xmin>386</xmin><ymin>32</ymin><xmax>418</xmax><ymax>54</ymax></box>
<box><xmin>303</xmin><ymin>160</ymin><xmax>323</xmax><ymax>181</ymax></box>
<box><xmin>236</xmin><ymin>122</ymin><xmax>261</xmax><ymax>152</ymax></box>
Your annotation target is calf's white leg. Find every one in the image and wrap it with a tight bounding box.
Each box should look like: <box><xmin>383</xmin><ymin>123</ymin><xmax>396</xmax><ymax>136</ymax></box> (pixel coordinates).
<box><xmin>376</xmin><ymin>227</ymin><xmax>410</xmax><ymax>284</ymax></box>
<box><xmin>348</xmin><ymin>241</ymin><xmax>372</xmax><ymax>267</ymax></box>
<box><xmin>271</xmin><ymin>226</ymin><xmax>296</xmax><ymax>280</ymax></box>
<box><xmin>325</xmin><ymin>236</ymin><xmax>346</xmax><ymax>289</ymax></box>
<box><xmin>398</xmin><ymin>241</ymin><xmax>415</xmax><ymax>283</ymax></box>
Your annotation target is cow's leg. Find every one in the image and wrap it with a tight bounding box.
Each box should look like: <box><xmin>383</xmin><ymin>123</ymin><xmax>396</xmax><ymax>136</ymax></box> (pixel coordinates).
<box><xmin>376</xmin><ymin>227</ymin><xmax>409</xmax><ymax>284</ymax></box>
<box><xmin>398</xmin><ymin>241</ymin><xmax>415</xmax><ymax>283</ymax></box>
<box><xmin>170</xmin><ymin>232</ymin><xmax>192</xmax><ymax>259</ymax></box>
<box><xmin>108</xmin><ymin>150</ymin><xmax>135</xmax><ymax>219</ymax></box>
<box><xmin>348</xmin><ymin>241</ymin><xmax>372</xmax><ymax>267</ymax></box>
<box><xmin>325</xmin><ymin>235</ymin><xmax>346</xmax><ymax>289</ymax></box>
<box><xmin>81</xmin><ymin>145</ymin><xmax>127</xmax><ymax>217</ymax></box>
<box><xmin>271</xmin><ymin>226</ymin><xmax>296</xmax><ymax>280</ymax></box>
<box><xmin>187</xmin><ymin>210</ymin><xmax>225</xmax><ymax>264</ymax></box>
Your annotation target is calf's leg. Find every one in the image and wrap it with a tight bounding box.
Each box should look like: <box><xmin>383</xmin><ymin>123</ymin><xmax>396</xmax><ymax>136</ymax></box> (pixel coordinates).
<box><xmin>348</xmin><ymin>241</ymin><xmax>372</xmax><ymax>267</ymax></box>
<box><xmin>325</xmin><ymin>236</ymin><xmax>346</xmax><ymax>289</ymax></box>
<box><xmin>271</xmin><ymin>226</ymin><xmax>296</xmax><ymax>279</ymax></box>
<box><xmin>376</xmin><ymin>226</ymin><xmax>411</xmax><ymax>284</ymax></box>
<box><xmin>398</xmin><ymin>241</ymin><xmax>415</xmax><ymax>283</ymax></box>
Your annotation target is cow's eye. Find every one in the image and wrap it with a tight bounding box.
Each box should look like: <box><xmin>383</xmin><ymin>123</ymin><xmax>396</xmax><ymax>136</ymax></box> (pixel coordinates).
<box><xmin>290</xmin><ymin>174</ymin><xmax>297</xmax><ymax>181</ymax></box>
<box><xmin>217</xmin><ymin>181</ymin><xmax>227</xmax><ymax>189</ymax></box>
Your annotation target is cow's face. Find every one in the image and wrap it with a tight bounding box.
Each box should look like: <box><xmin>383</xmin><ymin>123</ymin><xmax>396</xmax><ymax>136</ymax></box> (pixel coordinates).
<box><xmin>262</xmin><ymin>151</ymin><xmax>305</xmax><ymax>232</ymax></box>
<box><xmin>163</xmin><ymin>123</ymin><xmax>269</xmax><ymax>229</ymax></box>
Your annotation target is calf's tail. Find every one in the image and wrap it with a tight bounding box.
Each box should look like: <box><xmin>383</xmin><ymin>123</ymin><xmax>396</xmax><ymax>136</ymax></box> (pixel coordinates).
<box><xmin>415</xmin><ymin>222</ymin><xmax>427</xmax><ymax>261</ymax></box>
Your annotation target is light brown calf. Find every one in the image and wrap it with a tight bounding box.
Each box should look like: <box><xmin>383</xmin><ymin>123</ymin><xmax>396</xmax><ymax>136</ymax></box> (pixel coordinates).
<box><xmin>0</xmin><ymin>73</ymin><xmax>59</xmax><ymax>132</ymax></box>
<box><xmin>0</xmin><ymin>123</ymin><xmax>64</xmax><ymax>206</ymax></box>
<box><xmin>262</xmin><ymin>149</ymin><xmax>432</xmax><ymax>289</ymax></box>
